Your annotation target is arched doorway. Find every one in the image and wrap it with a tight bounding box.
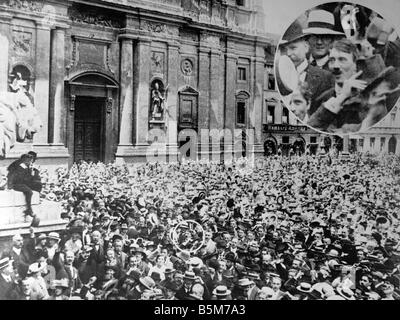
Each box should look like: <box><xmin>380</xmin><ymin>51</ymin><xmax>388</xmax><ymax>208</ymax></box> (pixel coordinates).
<box><xmin>264</xmin><ymin>139</ymin><xmax>277</xmax><ymax>156</ymax></box>
<box><xmin>67</xmin><ymin>72</ymin><xmax>119</xmax><ymax>165</ymax></box>
<box><xmin>293</xmin><ymin>137</ymin><xmax>306</xmax><ymax>155</ymax></box>
<box><xmin>389</xmin><ymin>136</ymin><xmax>397</xmax><ymax>154</ymax></box>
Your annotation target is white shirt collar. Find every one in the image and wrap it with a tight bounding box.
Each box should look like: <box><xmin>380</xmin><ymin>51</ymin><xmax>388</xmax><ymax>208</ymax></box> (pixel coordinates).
<box><xmin>311</xmin><ymin>55</ymin><xmax>330</xmax><ymax>68</ymax></box>
<box><xmin>20</xmin><ymin>163</ymin><xmax>28</xmax><ymax>169</ymax></box>
<box><xmin>1</xmin><ymin>274</ymin><xmax>12</xmax><ymax>282</ymax></box>
<box><xmin>13</xmin><ymin>247</ymin><xmax>21</xmax><ymax>255</ymax></box>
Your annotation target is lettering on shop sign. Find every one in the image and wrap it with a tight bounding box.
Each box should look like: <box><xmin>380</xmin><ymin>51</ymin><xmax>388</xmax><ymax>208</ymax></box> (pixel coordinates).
<box><xmin>264</xmin><ymin>124</ymin><xmax>311</xmax><ymax>132</ymax></box>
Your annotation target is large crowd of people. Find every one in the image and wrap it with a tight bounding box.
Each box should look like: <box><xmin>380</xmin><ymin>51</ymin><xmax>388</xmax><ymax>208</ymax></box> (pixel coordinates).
<box><xmin>1</xmin><ymin>151</ymin><xmax>399</xmax><ymax>300</ymax></box>
<box><xmin>276</xmin><ymin>2</ymin><xmax>400</xmax><ymax>134</ymax></box>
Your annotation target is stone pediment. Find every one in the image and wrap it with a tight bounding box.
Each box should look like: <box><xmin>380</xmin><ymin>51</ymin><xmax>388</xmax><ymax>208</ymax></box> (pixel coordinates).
<box><xmin>178</xmin><ymin>85</ymin><xmax>199</xmax><ymax>95</ymax></box>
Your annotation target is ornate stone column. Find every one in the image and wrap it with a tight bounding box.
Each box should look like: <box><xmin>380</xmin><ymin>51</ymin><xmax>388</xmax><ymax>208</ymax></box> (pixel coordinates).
<box><xmin>115</xmin><ymin>38</ymin><xmax>135</xmax><ymax>161</ymax></box>
<box><xmin>133</xmin><ymin>39</ymin><xmax>151</xmax><ymax>159</ymax></box>
<box><xmin>49</xmin><ymin>27</ymin><xmax>67</xmax><ymax>146</ymax></box>
<box><xmin>224</xmin><ymin>44</ymin><xmax>237</xmax><ymax>134</ymax></box>
<box><xmin>223</xmin><ymin>40</ymin><xmax>237</xmax><ymax>161</ymax></box>
<box><xmin>34</xmin><ymin>22</ymin><xmax>51</xmax><ymax>145</ymax></box>
<box><xmin>252</xmin><ymin>48</ymin><xmax>266</xmax><ymax>158</ymax></box>
<box><xmin>198</xmin><ymin>36</ymin><xmax>211</xmax><ymax>160</ymax></box>
<box><xmin>166</xmin><ymin>41</ymin><xmax>180</xmax><ymax>162</ymax></box>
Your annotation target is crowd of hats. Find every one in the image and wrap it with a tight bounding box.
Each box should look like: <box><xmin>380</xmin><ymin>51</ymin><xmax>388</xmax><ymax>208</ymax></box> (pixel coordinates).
<box><xmin>2</xmin><ymin>153</ymin><xmax>400</xmax><ymax>300</ymax></box>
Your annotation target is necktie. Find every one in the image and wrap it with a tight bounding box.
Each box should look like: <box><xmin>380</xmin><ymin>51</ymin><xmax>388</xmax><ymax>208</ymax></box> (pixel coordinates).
<box><xmin>310</xmin><ymin>59</ymin><xmax>317</xmax><ymax>67</ymax></box>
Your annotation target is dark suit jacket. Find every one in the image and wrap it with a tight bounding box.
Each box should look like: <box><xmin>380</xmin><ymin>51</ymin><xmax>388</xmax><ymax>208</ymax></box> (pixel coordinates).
<box><xmin>305</xmin><ymin>65</ymin><xmax>335</xmax><ymax>115</ymax></box>
<box><xmin>2</xmin><ymin>240</ymin><xmax>35</xmax><ymax>278</ymax></box>
<box><xmin>307</xmin><ymin>88</ymin><xmax>364</xmax><ymax>132</ymax></box>
<box><xmin>53</xmin><ymin>252</ymin><xmax>82</xmax><ymax>293</ymax></box>
<box><xmin>75</xmin><ymin>258</ymin><xmax>97</xmax><ymax>285</ymax></box>
<box><xmin>8</xmin><ymin>164</ymin><xmax>32</xmax><ymax>188</ymax></box>
<box><xmin>0</xmin><ymin>276</ymin><xmax>19</xmax><ymax>300</ymax></box>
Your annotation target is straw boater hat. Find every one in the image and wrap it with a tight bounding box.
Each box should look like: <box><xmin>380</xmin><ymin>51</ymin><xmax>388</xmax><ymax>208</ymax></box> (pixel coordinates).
<box><xmin>237</xmin><ymin>278</ymin><xmax>253</xmax><ymax>287</ymax></box>
<box><xmin>336</xmin><ymin>287</ymin><xmax>356</xmax><ymax>300</ymax></box>
<box><xmin>212</xmin><ymin>285</ymin><xmax>231</xmax><ymax>297</ymax></box>
<box><xmin>296</xmin><ymin>282</ymin><xmax>312</xmax><ymax>293</ymax></box>
<box><xmin>47</xmin><ymin>232</ymin><xmax>61</xmax><ymax>241</ymax></box>
<box><xmin>303</xmin><ymin>9</ymin><xmax>345</xmax><ymax>36</ymax></box>
<box><xmin>139</xmin><ymin>276</ymin><xmax>156</xmax><ymax>290</ymax></box>
<box><xmin>183</xmin><ymin>271</ymin><xmax>197</xmax><ymax>281</ymax></box>
<box><xmin>0</xmin><ymin>257</ymin><xmax>11</xmax><ymax>271</ymax></box>
<box><xmin>27</xmin><ymin>262</ymin><xmax>46</xmax><ymax>275</ymax></box>
<box><xmin>51</xmin><ymin>279</ymin><xmax>69</xmax><ymax>289</ymax></box>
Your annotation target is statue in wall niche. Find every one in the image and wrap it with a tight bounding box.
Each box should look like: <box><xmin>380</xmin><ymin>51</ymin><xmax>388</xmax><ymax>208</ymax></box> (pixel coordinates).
<box><xmin>0</xmin><ymin>73</ymin><xmax>42</xmax><ymax>158</ymax></box>
<box><xmin>150</xmin><ymin>82</ymin><xmax>169</xmax><ymax>121</ymax></box>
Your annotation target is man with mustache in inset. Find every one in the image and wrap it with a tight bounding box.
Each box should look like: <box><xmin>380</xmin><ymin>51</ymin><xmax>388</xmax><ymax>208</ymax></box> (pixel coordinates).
<box><xmin>308</xmin><ymin>39</ymin><xmax>368</xmax><ymax>133</ymax></box>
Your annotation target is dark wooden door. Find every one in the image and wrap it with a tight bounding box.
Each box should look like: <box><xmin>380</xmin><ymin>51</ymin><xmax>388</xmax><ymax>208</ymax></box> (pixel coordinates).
<box><xmin>178</xmin><ymin>94</ymin><xmax>198</xmax><ymax>131</ymax></box>
<box><xmin>74</xmin><ymin>97</ymin><xmax>104</xmax><ymax>163</ymax></box>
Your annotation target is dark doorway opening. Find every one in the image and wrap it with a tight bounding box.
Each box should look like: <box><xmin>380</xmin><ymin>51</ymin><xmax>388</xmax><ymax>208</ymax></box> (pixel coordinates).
<box><xmin>389</xmin><ymin>136</ymin><xmax>397</xmax><ymax>154</ymax></box>
<box><xmin>264</xmin><ymin>140</ymin><xmax>277</xmax><ymax>156</ymax></box>
<box><xmin>74</xmin><ymin>96</ymin><xmax>104</xmax><ymax>163</ymax></box>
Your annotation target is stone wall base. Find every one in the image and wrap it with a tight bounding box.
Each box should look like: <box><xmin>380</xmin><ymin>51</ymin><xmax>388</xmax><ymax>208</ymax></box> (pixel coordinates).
<box><xmin>0</xmin><ymin>190</ymin><xmax>67</xmax><ymax>238</ymax></box>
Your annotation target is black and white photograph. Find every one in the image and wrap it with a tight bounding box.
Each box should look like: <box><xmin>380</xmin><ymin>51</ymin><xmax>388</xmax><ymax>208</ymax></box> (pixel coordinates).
<box><xmin>0</xmin><ymin>0</ymin><xmax>399</xmax><ymax>305</ymax></box>
<box><xmin>275</xmin><ymin>1</ymin><xmax>400</xmax><ymax>134</ymax></box>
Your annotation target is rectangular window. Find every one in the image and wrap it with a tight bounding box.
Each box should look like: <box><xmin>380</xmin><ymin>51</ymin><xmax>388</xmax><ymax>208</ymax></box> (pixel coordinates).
<box><xmin>267</xmin><ymin>105</ymin><xmax>275</xmax><ymax>124</ymax></box>
<box><xmin>381</xmin><ymin>137</ymin><xmax>386</xmax><ymax>150</ymax></box>
<box><xmin>359</xmin><ymin>139</ymin><xmax>364</xmax><ymax>148</ymax></box>
<box><xmin>282</xmin><ymin>136</ymin><xmax>289</xmax><ymax>144</ymax></box>
<box><xmin>236</xmin><ymin>101</ymin><xmax>246</xmax><ymax>124</ymax></box>
<box><xmin>268</xmin><ymin>74</ymin><xmax>276</xmax><ymax>90</ymax></box>
<box><xmin>370</xmin><ymin>137</ymin><xmax>375</xmax><ymax>149</ymax></box>
<box><xmin>238</xmin><ymin>67</ymin><xmax>247</xmax><ymax>81</ymax></box>
<box><xmin>282</xmin><ymin>107</ymin><xmax>289</xmax><ymax>124</ymax></box>
<box><xmin>310</xmin><ymin>136</ymin><xmax>317</xmax><ymax>144</ymax></box>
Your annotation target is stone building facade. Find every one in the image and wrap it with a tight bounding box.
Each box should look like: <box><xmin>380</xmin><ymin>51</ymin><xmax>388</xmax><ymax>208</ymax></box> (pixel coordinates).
<box><xmin>0</xmin><ymin>0</ymin><xmax>272</xmax><ymax>167</ymax></box>
<box><xmin>350</xmin><ymin>106</ymin><xmax>400</xmax><ymax>155</ymax></box>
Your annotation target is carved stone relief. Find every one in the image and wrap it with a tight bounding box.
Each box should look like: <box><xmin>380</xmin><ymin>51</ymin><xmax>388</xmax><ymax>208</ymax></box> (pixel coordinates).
<box><xmin>140</xmin><ymin>21</ymin><xmax>179</xmax><ymax>36</ymax></box>
<box><xmin>69</xmin><ymin>6</ymin><xmax>123</xmax><ymax>28</ymax></box>
<box><xmin>4</xmin><ymin>0</ymin><xmax>44</xmax><ymax>12</ymax></box>
<box><xmin>200</xmin><ymin>32</ymin><xmax>220</xmax><ymax>47</ymax></box>
<box><xmin>181</xmin><ymin>59</ymin><xmax>194</xmax><ymax>76</ymax></box>
<box><xmin>151</xmin><ymin>51</ymin><xmax>164</xmax><ymax>75</ymax></box>
<box><xmin>12</xmin><ymin>30</ymin><xmax>32</xmax><ymax>57</ymax></box>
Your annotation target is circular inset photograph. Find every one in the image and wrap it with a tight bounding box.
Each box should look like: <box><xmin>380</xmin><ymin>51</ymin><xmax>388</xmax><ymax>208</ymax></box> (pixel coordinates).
<box><xmin>169</xmin><ymin>219</ymin><xmax>205</xmax><ymax>254</ymax></box>
<box><xmin>275</xmin><ymin>2</ymin><xmax>400</xmax><ymax>135</ymax></box>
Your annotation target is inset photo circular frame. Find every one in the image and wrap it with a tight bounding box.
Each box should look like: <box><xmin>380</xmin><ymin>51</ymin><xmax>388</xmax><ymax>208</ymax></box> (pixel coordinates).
<box><xmin>275</xmin><ymin>1</ymin><xmax>400</xmax><ymax>135</ymax></box>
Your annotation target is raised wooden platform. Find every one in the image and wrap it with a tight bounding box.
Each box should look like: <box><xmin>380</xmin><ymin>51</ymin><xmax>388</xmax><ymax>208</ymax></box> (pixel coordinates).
<box><xmin>0</xmin><ymin>190</ymin><xmax>67</xmax><ymax>238</ymax></box>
